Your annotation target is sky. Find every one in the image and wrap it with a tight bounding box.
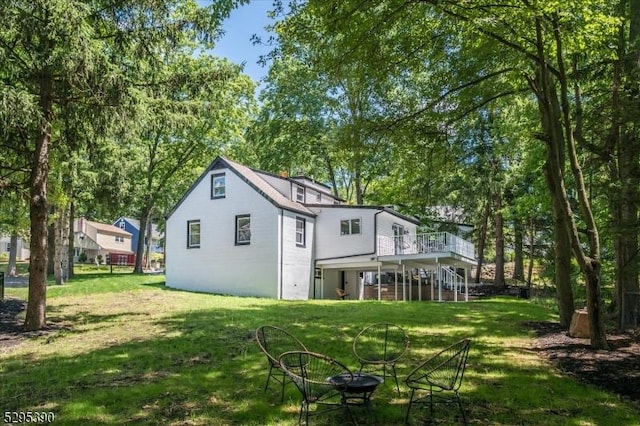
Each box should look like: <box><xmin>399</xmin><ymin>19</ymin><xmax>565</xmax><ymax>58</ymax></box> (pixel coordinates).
<box><xmin>212</xmin><ymin>1</ymin><xmax>275</xmax><ymax>86</ymax></box>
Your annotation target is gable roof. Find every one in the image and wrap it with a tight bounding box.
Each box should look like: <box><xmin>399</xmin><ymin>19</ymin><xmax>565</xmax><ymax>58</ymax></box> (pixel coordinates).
<box><xmin>74</xmin><ymin>218</ymin><xmax>134</xmax><ymax>254</ymax></box>
<box><xmin>166</xmin><ymin>156</ymin><xmax>316</xmax><ymax>219</ymax></box>
<box><xmin>305</xmin><ymin>203</ymin><xmax>422</xmax><ymax>226</ymax></box>
<box><xmin>113</xmin><ymin>217</ymin><xmax>163</xmax><ymax>238</ymax></box>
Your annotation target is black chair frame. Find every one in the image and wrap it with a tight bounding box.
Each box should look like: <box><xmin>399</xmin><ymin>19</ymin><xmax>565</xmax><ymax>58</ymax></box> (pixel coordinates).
<box><xmin>404</xmin><ymin>338</ymin><xmax>471</xmax><ymax>425</ymax></box>
<box><xmin>352</xmin><ymin>322</ymin><xmax>410</xmax><ymax>394</ymax></box>
<box><xmin>279</xmin><ymin>350</ymin><xmax>357</xmax><ymax>425</ymax></box>
<box><xmin>255</xmin><ymin>325</ymin><xmax>308</xmax><ymax>402</ymax></box>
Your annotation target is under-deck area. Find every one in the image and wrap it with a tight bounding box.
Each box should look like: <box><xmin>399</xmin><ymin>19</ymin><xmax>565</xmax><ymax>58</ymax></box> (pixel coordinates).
<box><xmin>314</xmin><ymin>232</ymin><xmax>475</xmax><ymax>302</ymax></box>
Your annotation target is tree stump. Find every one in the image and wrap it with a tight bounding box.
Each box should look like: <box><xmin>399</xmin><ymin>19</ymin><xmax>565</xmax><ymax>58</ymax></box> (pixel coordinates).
<box><xmin>568</xmin><ymin>308</ymin><xmax>590</xmax><ymax>338</ymax></box>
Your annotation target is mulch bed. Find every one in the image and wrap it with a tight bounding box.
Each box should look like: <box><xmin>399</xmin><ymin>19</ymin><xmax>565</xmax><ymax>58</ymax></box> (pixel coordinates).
<box><xmin>2</xmin><ymin>295</ymin><xmax>640</xmax><ymax>406</ymax></box>
<box><xmin>528</xmin><ymin>321</ymin><xmax>640</xmax><ymax>403</ymax></box>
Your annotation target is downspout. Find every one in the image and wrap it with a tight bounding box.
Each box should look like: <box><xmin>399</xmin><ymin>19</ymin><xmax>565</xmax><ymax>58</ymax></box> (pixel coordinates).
<box><xmin>311</xmin><ymin>216</ymin><xmax>317</xmax><ymax>299</ymax></box>
<box><xmin>373</xmin><ymin>210</ymin><xmax>383</xmax><ymax>255</ymax></box>
<box><xmin>279</xmin><ymin>208</ymin><xmax>284</xmax><ymax>300</ymax></box>
<box><xmin>375</xmin><ymin>210</ymin><xmax>383</xmax><ymax>302</ymax></box>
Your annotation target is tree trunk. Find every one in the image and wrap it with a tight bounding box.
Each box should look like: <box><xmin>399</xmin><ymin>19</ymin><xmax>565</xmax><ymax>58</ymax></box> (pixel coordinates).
<box><xmin>7</xmin><ymin>233</ymin><xmax>18</xmax><ymax>277</ymax></box>
<box><xmin>133</xmin><ymin>206</ymin><xmax>151</xmax><ymax>273</ymax></box>
<box><xmin>584</xmin><ymin>259</ymin><xmax>610</xmax><ymax>348</ymax></box>
<box><xmin>145</xmin><ymin>218</ymin><xmax>152</xmax><ymax>270</ymax></box>
<box><xmin>474</xmin><ymin>199</ymin><xmax>491</xmax><ymax>283</ymax></box>
<box><xmin>513</xmin><ymin>218</ymin><xmax>525</xmax><ymax>282</ymax></box>
<box><xmin>25</xmin><ymin>74</ymin><xmax>53</xmax><ymax>331</ymax></box>
<box><xmin>68</xmin><ymin>201</ymin><xmax>75</xmax><ymax>279</ymax></box>
<box><xmin>552</xmin><ymin>207</ymin><xmax>574</xmax><ymax>328</ymax></box>
<box><xmin>532</xmin><ymin>14</ymin><xmax>608</xmax><ymax>348</ymax></box>
<box><xmin>53</xmin><ymin>204</ymin><xmax>69</xmax><ymax>285</ymax></box>
<box><xmin>46</xmin><ymin>221</ymin><xmax>55</xmax><ymax>276</ymax></box>
<box><xmin>527</xmin><ymin>218</ymin><xmax>535</xmax><ymax>287</ymax></box>
<box><xmin>494</xmin><ymin>192</ymin><xmax>506</xmax><ymax>289</ymax></box>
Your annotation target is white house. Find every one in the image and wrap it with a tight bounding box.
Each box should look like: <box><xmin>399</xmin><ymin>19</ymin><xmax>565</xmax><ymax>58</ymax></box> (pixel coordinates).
<box><xmin>165</xmin><ymin>156</ymin><xmax>476</xmax><ymax>301</ymax></box>
<box><xmin>0</xmin><ymin>235</ymin><xmax>30</xmax><ymax>261</ymax></box>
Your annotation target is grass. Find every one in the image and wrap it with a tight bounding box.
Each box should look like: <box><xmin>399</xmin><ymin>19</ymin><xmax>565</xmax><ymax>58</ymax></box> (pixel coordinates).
<box><xmin>1</xmin><ymin>269</ymin><xmax>639</xmax><ymax>425</ymax></box>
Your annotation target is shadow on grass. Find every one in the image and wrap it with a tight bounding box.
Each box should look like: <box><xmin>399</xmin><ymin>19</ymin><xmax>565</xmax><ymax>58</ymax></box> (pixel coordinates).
<box><xmin>1</xmin><ymin>298</ymin><xmax>638</xmax><ymax>425</ymax></box>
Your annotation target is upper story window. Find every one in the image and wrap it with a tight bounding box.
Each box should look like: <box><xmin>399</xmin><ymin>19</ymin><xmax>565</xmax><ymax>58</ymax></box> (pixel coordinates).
<box><xmin>187</xmin><ymin>220</ymin><xmax>201</xmax><ymax>248</ymax></box>
<box><xmin>316</xmin><ymin>192</ymin><xmax>321</xmax><ymax>203</ymax></box>
<box><xmin>296</xmin><ymin>217</ymin><xmax>306</xmax><ymax>247</ymax></box>
<box><xmin>118</xmin><ymin>221</ymin><xmax>125</xmax><ymax>229</ymax></box>
<box><xmin>235</xmin><ymin>215</ymin><xmax>251</xmax><ymax>245</ymax></box>
<box><xmin>295</xmin><ymin>185</ymin><xmax>304</xmax><ymax>202</ymax></box>
<box><xmin>211</xmin><ymin>173</ymin><xmax>226</xmax><ymax>199</ymax></box>
<box><xmin>340</xmin><ymin>218</ymin><xmax>361</xmax><ymax>235</ymax></box>
<box><xmin>115</xmin><ymin>235</ymin><xmax>124</xmax><ymax>243</ymax></box>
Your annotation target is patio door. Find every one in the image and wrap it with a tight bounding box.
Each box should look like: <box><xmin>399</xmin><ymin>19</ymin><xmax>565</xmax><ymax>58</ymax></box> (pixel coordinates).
<box><xmin>393</xmin><ymin>224</ymin><xmax>405</xmax><ymax>254</ymax></box>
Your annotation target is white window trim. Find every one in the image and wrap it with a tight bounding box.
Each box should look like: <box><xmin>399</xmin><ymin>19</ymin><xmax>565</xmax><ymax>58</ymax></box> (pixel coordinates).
<box><xmin>295</xmin><ymin>185</ymin><xmax>305</xmax><ymax>202</ymax></box>
<box><xmin>235</xmin><ymin>214</ymin><xmax>251</xmax><ymax>245</ymax></box>
<box><xmin>211</xmin><ymin>173</ymin><xmax>226</xmax><ymax>199</ymax></box>
<box><xmin>187</xmin><ymin>220</ymin><xmax>201</xmax><ymax>249</ymax></box>
<box><xmin>340</xmin><ymin>218</ymin><xmax>361</xmax><ymax>236</ymax></box>
<box><xmin>295</xmin><ymin>217</ymin><xmax>306</xmax><ymax>247</ymax></box>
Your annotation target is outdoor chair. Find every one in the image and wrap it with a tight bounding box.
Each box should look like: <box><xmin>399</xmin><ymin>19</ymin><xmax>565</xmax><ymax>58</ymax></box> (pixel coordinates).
<box><xmin>352</xmin><ymin>323</ymin><xmax>410</xmax><ymax>394</ymax></box>
<box><xmin>404</xmin><ymin>338</ymin><xmax>471</xmax><ymax>425</ymax></box>
<box><xmin>279</xmin><ymin>350</ymin><xmax>356</xmax><ymax>425</ymax></box>
<box><xmin>336</xmin><ymin>288</ymin><xmax>350</xmax><ymax>300</ymax></box>
<box><xmin>255</xmin><ymin>325</ymin><xmax>308</xmax><ymax>402</ymax></box>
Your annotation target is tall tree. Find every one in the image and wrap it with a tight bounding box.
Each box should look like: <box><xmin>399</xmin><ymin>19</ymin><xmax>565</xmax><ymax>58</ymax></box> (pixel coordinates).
<box><xmin>125</xmin><ymin>53</ymin><xmax>254</xmax><ymax>273</ymax></box>
<box><xmin>0</xmin><ymin>0</ymin><xmax>245</xmax><ymax>330</ymax></box>
<box><xmin>287</xmin><ymin>0</ymin><xmax>618</xmax><ymax>348</ymax></box>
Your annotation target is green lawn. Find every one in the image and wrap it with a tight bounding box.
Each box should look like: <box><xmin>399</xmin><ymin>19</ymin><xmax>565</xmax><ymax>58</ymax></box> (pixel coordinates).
<box><xmin>1</xmin><ymin>270</ymin><xmax>638</xmax><ymax>425</ymax></box>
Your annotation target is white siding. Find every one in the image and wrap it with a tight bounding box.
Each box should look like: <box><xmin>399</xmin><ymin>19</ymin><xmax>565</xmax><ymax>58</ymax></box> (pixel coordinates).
<box><xmin>280</xmin><ymin>211</ymin><xmax>314</xmax><ymax>300</ymax></box>
<box><xmin>311</xmin><ymin>207</ymin><xmax>377</xmax><ymax>260</ymax></box>
<box><xmin>166</xmin><ymin>167</ymin><xmax>280</xmax><ymax>297</ymax></box>
<box><xmin>376</xmin><ymin>212</ymin><xmax>418</xmax><ymax>238</ymax></box>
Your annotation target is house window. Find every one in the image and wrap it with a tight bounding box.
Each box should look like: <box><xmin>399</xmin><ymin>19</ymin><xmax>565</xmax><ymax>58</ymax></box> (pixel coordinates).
<box><xmin>235</xmin><ymin>215</ymin><xmax>251</xmax><ymax>245</ymax></box>
<box><xmin>211</xmin><ymin>173</ymin><xmax>226</xmax><ymax>199</ymax></box>
<box><xmin>115</xmin><ymin>235</ymin><xmax>124</xmax><ymax>243</ymax></box>
<box><xmin>187</xmin><ymin>220</ymin><xmax>201</xmax><ymax>248</ymax></box>
<box><xmin>295</xmin><ymin>185</ymin><xmax>304</xmax><ymax>202</ymax></box>
<box><xmin>340</xmin><ymin>218</ymin><xmax>361</xmax><ymax>235</ymax></box>
<box><xmin>119</xmin><ymin>221</ymin><xmax>125</xmax><ymax>229</ymax></box>
<box><xmin>296</xmin><ymin>217</ymin><xmax>306</xmax><ymax>247</ymax></box>
<box><xmin>316</xmin><ymin>192</ymin><xmax>321</xmax><ymax>203</ymax></box>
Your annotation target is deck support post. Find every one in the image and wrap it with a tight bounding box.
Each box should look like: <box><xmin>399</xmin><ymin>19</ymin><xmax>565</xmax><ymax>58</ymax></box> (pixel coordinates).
<box><xmin>402</xmin><ymin>264</ymin><xmax>406</xmax><ymax>301</ymax></box>
<box><xmin>430</xmin><ymin>269</ymin><xmax>434</xmax><ymax>301</ymax></box>
<box><xmin>394</xmin><ymin>266</ymin><xmax>398</xmax><ymax>301</ymax></box>
<box><xmin>377</xmin><ymin>264</ymin><xmax>381</xmax><ymax>301</ymax></box>
<box><xmin>454</xmin><ymin>267</ymin><xmax>458</xmax><ymax>302</ymax></box>
<box><xmin>437</xmin><ymin>260</ymin><xmax>443</xmax><ymax>302</ymax></box>
<box><xmin>464</xmin><ymin>267</ymin><xmax>469</xmax><ymax>301</ymax></box>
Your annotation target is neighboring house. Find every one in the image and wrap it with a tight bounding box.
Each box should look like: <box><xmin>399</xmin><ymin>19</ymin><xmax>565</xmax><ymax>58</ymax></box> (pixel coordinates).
<box><xmin>165</xmin><ymin>156</ymin><xmax>476</xmax><ymax>301</ymax></box>
<box><xmin>0</xmin><ymin>235</ymin><xmax>30</xmax><ymax>260</ymax></box>
<box><xmin>113</xmin><ymin>217</ymin><xmax>164</xmax><ymax>255</ymax></box>
<box><xmin>73</xmin><ymin>218</ymin><xmax>134</xmax><ymax>265</ymax></box>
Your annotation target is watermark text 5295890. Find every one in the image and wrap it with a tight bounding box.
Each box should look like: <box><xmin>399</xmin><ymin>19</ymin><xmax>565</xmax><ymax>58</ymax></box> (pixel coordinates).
<box><xmin>4</xmin><ymin>411</ymin><xmax>55</xmax><ymax>423</ymax></box>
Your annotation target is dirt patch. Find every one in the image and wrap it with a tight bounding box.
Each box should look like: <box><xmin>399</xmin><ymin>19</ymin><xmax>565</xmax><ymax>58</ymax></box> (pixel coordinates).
<box><xmin>0</xmin><ymin>297</ymin><xmax>27</xmax><ymax>351</ymax></box>
<box><xmin>0</xmin><ymin>297</ymin><xmax>64</xmax><ymax>352</ymax></box>
<box><xmin>529</xmin><ymin>321</ymin><xmax>640</xmax><ymax>403</ymax></box>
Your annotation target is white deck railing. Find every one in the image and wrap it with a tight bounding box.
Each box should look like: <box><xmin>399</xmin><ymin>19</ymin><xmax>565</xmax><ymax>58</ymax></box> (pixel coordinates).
<box><xmin>377</xmin><ymin>232</ymin><xmax>475</xmax><ymax>259</ymax></box>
